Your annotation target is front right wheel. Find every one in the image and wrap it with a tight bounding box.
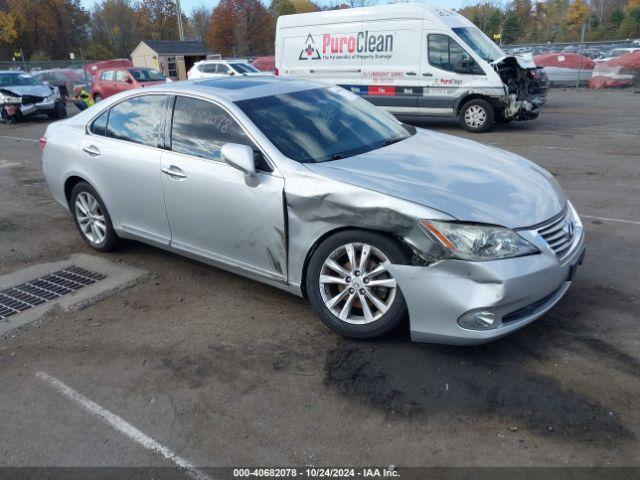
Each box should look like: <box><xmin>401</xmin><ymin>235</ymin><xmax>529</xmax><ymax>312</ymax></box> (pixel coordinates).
<box><xmin>306</xmin><ymin>230</ymin><xmax>408</xmax><ymax>339</ymax></box>
<box><xmin>459</xmin><ymin>98</ymin><xmax>494</xmax><ymax>133</ymax></box>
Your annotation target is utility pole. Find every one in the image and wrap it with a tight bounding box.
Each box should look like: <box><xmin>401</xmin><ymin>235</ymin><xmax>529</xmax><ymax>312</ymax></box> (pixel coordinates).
<box><xmin>576</xmin><ymin>22</ymin><xmax>586</xmax><ymax>89</ymax></box>
<box><xmin>176</xmin><ymin>0</ymin><xmax>185</xmax><ymax>41</ymax></box>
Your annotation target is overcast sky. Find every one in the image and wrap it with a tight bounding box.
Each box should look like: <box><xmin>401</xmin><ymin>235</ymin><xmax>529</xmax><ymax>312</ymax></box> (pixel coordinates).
<box><xmin>80</xmin><ymin>0</ymin><xmax>472</xmax><ymax>17</ymax></box>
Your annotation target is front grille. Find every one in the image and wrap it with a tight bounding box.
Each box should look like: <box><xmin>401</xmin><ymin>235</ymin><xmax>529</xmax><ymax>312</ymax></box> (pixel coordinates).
<box><xmin>20</xmin><ymin>95</ymin><xmax>44</xmax><ymax>105</ymax></box>
<box><xmin>536</xmin><ymin>207</ymin><xmax>575</xmax><ymax>258</ymax></box>
<box><xmin>0</xmin><ymin>266</ymin><xmax>106</xmax><ymax>321</ymax></box>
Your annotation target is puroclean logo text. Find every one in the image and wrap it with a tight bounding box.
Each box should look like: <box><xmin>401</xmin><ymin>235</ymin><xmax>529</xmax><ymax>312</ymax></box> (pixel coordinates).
<box><xmin>322</xmin><ymin>31</ymin><xmax>394</xmax><ymax>54</ymax></box>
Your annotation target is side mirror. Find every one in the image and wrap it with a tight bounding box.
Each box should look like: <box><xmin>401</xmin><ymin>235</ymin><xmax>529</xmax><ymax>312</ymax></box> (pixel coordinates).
<box><xmin>126</xmin><ymin>77</ymin><xmax>133</xmax><ymax>84</ymax></box>
<box><xmin>221</xmin><ymin>143</ymin><xmax>256</xmax><ymax>177</ymax></box>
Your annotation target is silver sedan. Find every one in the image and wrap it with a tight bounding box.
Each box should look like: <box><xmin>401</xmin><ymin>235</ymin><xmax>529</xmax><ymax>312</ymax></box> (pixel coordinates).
<box><xmin>42</xmin><ymin>77</ymin><xmax>585</xmax><ymax>345</ymax></box>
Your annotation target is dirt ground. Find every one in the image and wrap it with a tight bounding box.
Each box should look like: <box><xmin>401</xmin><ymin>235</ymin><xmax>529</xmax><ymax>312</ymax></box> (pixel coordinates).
<box><xmin>0</xmin><ymin>89</ymin><xmax>639</xmax><ymax>471</ymax></box>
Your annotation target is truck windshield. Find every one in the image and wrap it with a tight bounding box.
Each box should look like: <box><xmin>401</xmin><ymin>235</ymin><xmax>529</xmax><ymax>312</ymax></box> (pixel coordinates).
<box><xmin>235</xmin><ymin>87</ymin><xmax>412</xmax><ymax>163</ymax></box>
<box><xmin>452</xmin><ymin>27</ymin><xmax>504</xmax><ymax>63</ymax></box>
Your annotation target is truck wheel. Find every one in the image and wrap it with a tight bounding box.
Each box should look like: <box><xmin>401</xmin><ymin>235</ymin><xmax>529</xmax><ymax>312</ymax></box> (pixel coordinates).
<box><xmin>459</xmin><ymin>98</ymin><xmax>494</xmax><ymax>133</ymax></box>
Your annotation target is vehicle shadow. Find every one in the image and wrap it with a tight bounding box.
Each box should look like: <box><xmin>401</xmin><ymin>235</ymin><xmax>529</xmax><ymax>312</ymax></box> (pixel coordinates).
<box><xmin>324</xmin><ymin>302</ymin><xmax>639</xmax><ymax>445</ymax></box>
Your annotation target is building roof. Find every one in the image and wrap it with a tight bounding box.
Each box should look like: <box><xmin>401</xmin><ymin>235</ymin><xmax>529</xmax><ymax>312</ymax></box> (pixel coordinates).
<box><xmin>141</xmin><ymin>40</ymin><xmax>209</xmax><ymax>55</ymax></box>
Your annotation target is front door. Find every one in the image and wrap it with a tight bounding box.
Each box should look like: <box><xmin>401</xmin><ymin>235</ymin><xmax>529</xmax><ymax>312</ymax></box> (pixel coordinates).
<box><xmin>419</xmin><ymin>32</ymin><xmax>484</xmax><ymax>115</ymax></box>
<box><xmin>160</xmin><ymin>95</ymin><xmax>287</xmax><ymax>282</ymax></box>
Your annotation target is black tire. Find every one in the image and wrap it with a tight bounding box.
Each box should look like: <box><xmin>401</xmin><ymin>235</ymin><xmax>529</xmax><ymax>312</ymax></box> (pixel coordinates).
<box><xmin>306</xmin><ymin>230</ymin><xmax>409</xmax><ymax>339</ymax></box>
<box><xmin>70</xmin><ymin>181</ymin><xmax>120</xmax><ymax>252</ymax></box>
<box><xmin>47</xmin><ymin>101</ymin><xmax>67</xmax><ymax>120</ymax></box>
<box><xmin>459</xmin><ymin>98</ymin><xmax>494</xmax><ymax>133</ymax></box>
<box><xmin>94</xmin><ymin>94</ymin><xmax>103</xmax><ymax>103</ymax></box>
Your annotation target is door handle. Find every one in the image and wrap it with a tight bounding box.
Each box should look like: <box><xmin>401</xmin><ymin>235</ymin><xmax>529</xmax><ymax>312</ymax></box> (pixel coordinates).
<box><xmin>422</xmin><ymin>72</ymin><xmax>433</xmax><ymax>77</ymax></box>
<box><xmin>161</xmin><ymin>165</ymin><xmax>187</xmax><ymax>179</ymax></box>
<box><xmin>82</xmin><ymin>145</ymin><xmax>101</xmax><ymax>157</ymax></box>
<box><xmin>406</xmin><ymin>71</ymin><xmax>417</xmax><ymax>76</ymax></box>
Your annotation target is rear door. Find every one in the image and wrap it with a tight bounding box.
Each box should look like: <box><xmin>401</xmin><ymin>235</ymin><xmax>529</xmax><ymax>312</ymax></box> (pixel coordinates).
<box><xmin>82</xmin><ymin>94</ymin><xmax>171</xmax><ymax>244</ymax></box>
<box><xmin>160</xmin><ymin>95</ymin><xmax>287</xmax><ymax>282</ymax></box>
<box><xmin>279</xmin><ymin>20</ymin><xmax>363</xmax><ymax>85</ymax></box>
<box><xmin>360</xmin><ymin>19</ymin><xmax>422</xmax><ymax>112</ymax></box>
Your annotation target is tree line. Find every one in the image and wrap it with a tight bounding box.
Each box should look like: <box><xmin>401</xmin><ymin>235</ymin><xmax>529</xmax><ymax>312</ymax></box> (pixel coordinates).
<box><xmin>1</xmin><ymin>0</ymin><xmax>639</xmax><ymax>61</ymax></box>
<box><xmin>460</xmin><ymin>0</ymin><xmax>640</xmax><ymax>45</ymax></box>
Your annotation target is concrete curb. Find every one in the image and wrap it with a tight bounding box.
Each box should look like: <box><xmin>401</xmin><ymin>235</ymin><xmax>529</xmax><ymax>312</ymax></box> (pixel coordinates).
<box><xmin>0</xmin><ymin>254</ymin><xmax>148</xmax><ymax>337</ymax></box>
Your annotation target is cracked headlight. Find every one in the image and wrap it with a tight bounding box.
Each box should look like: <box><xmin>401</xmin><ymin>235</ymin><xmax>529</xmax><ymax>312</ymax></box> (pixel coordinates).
<box><xmin>419</xmin><ymin>220</ymin><xmax>539</xmax><ymax>261</ymax></box>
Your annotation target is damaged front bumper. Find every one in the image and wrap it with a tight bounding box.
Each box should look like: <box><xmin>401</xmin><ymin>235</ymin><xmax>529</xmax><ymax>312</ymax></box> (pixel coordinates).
<box><xmin>19</xmin><ymin>95</ymin><xmax>56</xmax><ymax>116</ymax></box>
<box><xmin>388</xmin><ymin>227</ymin><xmax>585</xmax><ymax>345</ymax></box>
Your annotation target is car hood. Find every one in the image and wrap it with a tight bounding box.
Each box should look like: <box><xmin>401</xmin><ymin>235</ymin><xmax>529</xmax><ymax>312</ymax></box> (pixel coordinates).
<box><xmin>0</xmin><ymin>84</ymin><xmax>52</xmax><ymax>97</ymax></box>
<box><xmin>302</xmin><ymin>129</ymin><xmax>566</xmax><ymax>229</ymax></box>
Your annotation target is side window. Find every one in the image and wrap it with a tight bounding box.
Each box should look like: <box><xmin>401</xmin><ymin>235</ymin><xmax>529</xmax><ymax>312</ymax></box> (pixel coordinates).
<box><xmin>100</xmin><ymin>70</ymin><xmax>114</xmax><ymax>81</ymax></box>
<box><xmin>106</xmin><ymin>95</ymin><xmax>167</xmax><ymax>147</ymax></box>
<box><xmin>428</xmin><ymin>34</ymin><xmax>483</xmax><ymax>75</ymax></box>
<box><xmin>171</xmin><ymin>96</ymin><xmax>254</xmax><ymax>162</ymax></box>
<box><xmin>90</xmin><ymin>109</ymin><xmax>108</xmax><ymax>136</ymax></box>
<box><xmin>199</xmin><ymin>63</ymin><xmax>216</xmax><ymax>73</ymax></box>
<box><xmin>115</xmin><ymin>70</ymin><xmax>129</xmax><ymax>82</ymax></box>
<box><xmin>216</xmin><ymin>64</ymin><xmax>230</xmax><ymax>74</ymax></box>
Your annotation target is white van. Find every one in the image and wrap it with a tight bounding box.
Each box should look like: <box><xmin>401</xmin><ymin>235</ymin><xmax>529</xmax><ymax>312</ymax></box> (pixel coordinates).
<box><xmin>275</xmin><ymin>3</ymin><xmax>544</xmax><ymax>132</ymax></box>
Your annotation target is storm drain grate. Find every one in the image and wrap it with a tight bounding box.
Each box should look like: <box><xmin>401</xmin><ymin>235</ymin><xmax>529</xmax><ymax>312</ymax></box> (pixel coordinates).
<box><xmin>0</xmin><ymin>266</ymin><xmax>106</xmax><ymax>321</ymax></box>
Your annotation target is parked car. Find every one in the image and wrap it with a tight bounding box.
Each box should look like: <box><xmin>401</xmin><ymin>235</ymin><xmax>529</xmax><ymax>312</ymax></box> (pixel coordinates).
<box><xmin>187</xmin><ymin>60</ymin><xmax>271</xmax><ymax>79</ymax></box>
<box><xmin>251</xmin><ymin>56</ymin><xmax>276</xmax><ymax>72</ymax></box>
<box><xmin>41</xmin><ymin>77</ymin><xmax>585</xmax><ymax>345</ymax></box>
<box><xmin>84</xmin><ymin>59</ymin><xmax>133</xmax><ymax>78</ymax></box>
<box><xmin>0</xmin><ymin>70</ymin><xmax>66</xmax><ymax>123</ymax></box>
<box><xmin>91</xmin><ymin>67</ymin><xmax>167</xmax><ymax>101</ymax></box>
<box><xmin>32</xmin><ymin>68</ymin><xmax>92</xmax><ymax>98</ymax></box>
<box><xmin>275</xmin><ymin>3</ymin><xmax>545</xmax><ymax>132</ymax></box>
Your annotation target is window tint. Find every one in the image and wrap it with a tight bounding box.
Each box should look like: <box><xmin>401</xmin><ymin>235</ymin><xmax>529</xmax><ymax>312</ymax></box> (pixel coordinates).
<box><xmin>106</xmin><ymin>95</ymin><xmax>166</xmax><ymax>147</ymax></box>
<box><xmin>90</xmin><ymin>109</ymin><xmax>108</xmax><ymax>136</ymax></box>
<box><xmin>428</xmin><ymin>34</ymin><xmax>484</xmax><ymax>75</ymax></box>
<box><xmin>115</xmin><ymin>70</ymin><xmax>129</xmax><ymax>82</ymax></box>
<box><xmin>199</xmin><ymin>63</ymin><xmax>217</xmax><ymax>73</ymax></box>
<box><xmin>171</xmin><ymin>96</ymin><xmax>253</xmax><ymax>161</ymax></box>
<box><xmin>100</xmin><ymin>70</ymin><xmax>114</xmax><ymax>81</ymax></box>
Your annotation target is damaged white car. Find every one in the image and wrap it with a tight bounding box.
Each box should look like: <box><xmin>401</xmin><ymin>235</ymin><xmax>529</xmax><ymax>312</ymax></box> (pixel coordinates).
<box><xmin>0</xmin><ymin>71</ymin><xmax>67</xmax><ymax>124</ymax></box>
<box><xmin>42</xmin><ymin>77</ymin><xmax>584</xmax><ymax>345</ymax></box>
<box><xmin>275</xmin><ymin>3</ymin><xmax>547</xmax><ymax>132</ymax></box>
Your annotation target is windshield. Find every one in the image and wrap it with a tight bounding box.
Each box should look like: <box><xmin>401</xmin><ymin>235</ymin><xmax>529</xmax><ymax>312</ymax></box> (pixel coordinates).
<box><xmin>231</xmin><ymin>63</ymin><xmax>259</xmax><ymax>74</ymax></box>
<box><xmin>128</xmin><ymin>68</ymin><xmax>165</xmax><ymax>82</ymax></box>
<box><xmin>452</xmin><ymin>27</ymin><xmax>504</xmax><ymax>63</ymax></box>
<box><xmin>235</xmin><ymin>87</ymin><xmax>412</xmax><ymax>163</ymax></box>
<box><xmin>0</xmin><ymin>72</ymin><xmax>38</xmax><ymax>87</ymax></box>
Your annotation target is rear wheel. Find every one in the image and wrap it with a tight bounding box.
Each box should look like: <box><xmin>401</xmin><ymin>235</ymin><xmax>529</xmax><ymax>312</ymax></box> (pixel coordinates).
<box><xmin>306</xmin><ymin>230</ymin><xmax>408</xmax><ymax>339</ymax></box>
<box><xmin>459</xmin><ymin>98</ymin><xmax>494</xmax><ymax>133</ymax></box>
<box><xmin>93</xmin><ymin>93</ymin><xmax>103</xmax><ymax>102</ymax></box>
<box><xmin>70</xmin><ymin>182</ymin><xmax>119</xmax><ymax>252</ymax></box>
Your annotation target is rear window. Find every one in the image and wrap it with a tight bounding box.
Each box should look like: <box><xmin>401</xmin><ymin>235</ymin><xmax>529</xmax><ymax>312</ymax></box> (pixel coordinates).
<box><xmin>128</xmin><ymin>69</ymin><xmax>165</xmax><ymax>82</ymax></box>
<box><xmin>198</xmin><ymin>63</ymin><xmax>217</xmax><ymax>73</ymax></box>
<box><xmin>90</xmin><ymin>110</ymin><xmax>108</xmax><ymax>136</ymax></box>
<box><xmin>106</xmin><ymin>95</ymin><xmax>167</xmax><ymax>147</ymax></box>
<box><xmin>100</xmin><ymin>71</ymin><xmax>114</xmax><ymax>81</ymax></box>
<box><xmin>230</xmin><ymin>63</ymin><xmax>258</xmax><ymax>74</ymax></box>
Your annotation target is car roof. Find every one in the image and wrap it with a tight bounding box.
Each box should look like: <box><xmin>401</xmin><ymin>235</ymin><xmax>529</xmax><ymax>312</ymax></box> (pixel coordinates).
<box><xmin>135</xmin><ymin>77</ymin><xmax>326</xmax><ymax>102</ymax></box>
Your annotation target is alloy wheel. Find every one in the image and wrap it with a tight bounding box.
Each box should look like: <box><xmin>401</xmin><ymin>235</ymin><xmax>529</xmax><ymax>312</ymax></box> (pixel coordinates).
<box><xmin>319</xmin><ymin>242</ymin><xmax>398</xmax><ymax>325</ymax></box>
<box><xmin>75</xmin><ymin>192</ymin><xmax>106</xmax><ymax>245</ymax></box>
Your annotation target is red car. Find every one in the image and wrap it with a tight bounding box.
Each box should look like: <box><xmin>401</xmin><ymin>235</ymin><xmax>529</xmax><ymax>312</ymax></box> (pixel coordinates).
<box><xmin>91</xmin><ymin>67</ymin><xmax>167</xmax><ymax>101</ymax></box>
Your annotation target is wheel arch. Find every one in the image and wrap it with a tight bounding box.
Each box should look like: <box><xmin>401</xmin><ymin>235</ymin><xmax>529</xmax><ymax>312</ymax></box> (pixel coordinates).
<box><xmin>299</xmin><ymin>226</ymin><xmax>413</xmax><ymax>299</ymax></box>
<box><xmin>455</xmin><ymin>93</ymin><xmax>500</xmax><ymax>115</ymax></box>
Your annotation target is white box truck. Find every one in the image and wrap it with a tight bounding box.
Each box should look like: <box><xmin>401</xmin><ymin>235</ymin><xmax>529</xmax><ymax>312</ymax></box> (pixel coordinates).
<box><xmin>275</xmin><ymin>3</ymin><xmax>546</xmax><ymax>132</ymax></box>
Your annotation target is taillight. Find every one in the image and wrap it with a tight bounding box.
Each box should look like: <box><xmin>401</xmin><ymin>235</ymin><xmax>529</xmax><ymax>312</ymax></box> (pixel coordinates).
<box><xmin>274</xmin><ymin>67</ymin><xmax>279</xmax><ymax>77</ymax></box>
<box><xmin>39</xmin><ymin>136</ymin><xmax>47</xmax><ymax>151</ymax></box>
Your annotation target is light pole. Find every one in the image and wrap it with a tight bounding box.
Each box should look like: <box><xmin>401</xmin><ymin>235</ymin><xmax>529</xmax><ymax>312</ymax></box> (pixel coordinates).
<box><xmin>176</xmin><ymin>0</ymin><xmax>185</xmax><ymax>41</ymax></box>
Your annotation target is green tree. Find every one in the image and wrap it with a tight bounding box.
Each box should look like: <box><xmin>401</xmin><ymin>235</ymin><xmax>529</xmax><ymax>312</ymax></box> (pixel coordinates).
<box><xmin>619</xmin><ymin>6</ymin><xmax>640</xmax><ymax>36</ymax></box>
<box><xmin>85</xmin><ymin>41</ymin><xmax>113</xmax><ymax>60</ymax></box>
